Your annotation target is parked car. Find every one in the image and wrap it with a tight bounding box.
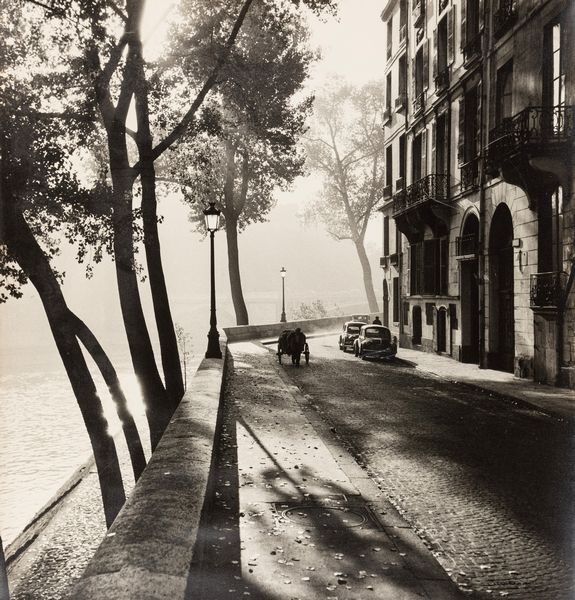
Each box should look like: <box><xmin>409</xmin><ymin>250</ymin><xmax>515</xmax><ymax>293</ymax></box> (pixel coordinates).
<box><xmin>338</xmin><ymin>321</ymin><xmax>366</xmax><ymax>352</ymax></box>
<box><xmin>353</xmin><ymin>325</ymin><xmax>397</xmax><ymax>360</ymax></box>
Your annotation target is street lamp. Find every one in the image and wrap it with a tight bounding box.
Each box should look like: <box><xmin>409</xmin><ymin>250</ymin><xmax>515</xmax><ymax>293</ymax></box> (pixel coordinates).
<box><xmin>280</xmin><ymin>267</ymin><xmax>287</xmax><ymax>323</ymax></box>
<box><xmin>204</xmin><ymin>202</ymin><xmax>222</xmax><ymax>359</ymax></box>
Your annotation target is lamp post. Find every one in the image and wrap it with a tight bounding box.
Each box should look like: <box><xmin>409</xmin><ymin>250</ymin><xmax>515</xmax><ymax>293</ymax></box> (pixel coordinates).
<box><xmin>280</xmin><ymin>267</ymin><xmax>287</xmax><ymax>323</ymax></box>
<box><xmin>204</xmin><ymin>202</ymin><xmax>222</xmax><ymax>359</ymax></box>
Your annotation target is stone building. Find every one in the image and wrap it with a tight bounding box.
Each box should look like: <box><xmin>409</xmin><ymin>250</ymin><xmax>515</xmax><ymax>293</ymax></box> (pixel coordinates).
<box><xmin>378</xmin><ymin>0</ymin><xmax>574</xmax><ymax>386</ymax></box>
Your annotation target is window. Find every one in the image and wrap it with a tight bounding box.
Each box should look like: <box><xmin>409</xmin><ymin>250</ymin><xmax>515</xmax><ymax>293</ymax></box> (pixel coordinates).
<box><xmin>543</xmin><ymin>19</ymin><xmax>565</xmax><ymax>108</ymax></box>
<box><xmin>496</xmin><ymin>60</ymin><xmax>513</xmax><ymax>125</ymax></box>
<box><xmin>384</xmin><ymin>216</ymin><xmax>390</xmax><ymax>256</ymax></box>
<box><xmin>414</xmin><ymin>47</ymin><xmax>424</xmax><ymax>99</ymax></box>
<box><xmin>393</xmin><ymin>277</ymin><xmax>400</xmax><ymax>322</ymax></box>
<box><xmin>461</xmin><ymin>0</ymin><xmax>480</xmax><ymax>49</ymax></box>
<box><xmin>385</xmin><ymin>145</ymin><xmax>393</xmax><ymax>187</ymax></box>
<box><xmin>386</xmin><ymin>73</ymin><xmax>392</xmax><ymax>114</ymax></box>
<box><xmin>409</xmin><ymin>238</ymin><xmax>449</xmax><ymax>295</ymax></box>
<box><xmin>458</xmin><ymin>86</ymin><xmax>480</xmax><ymax>164</ymax></box>
<box><xmin>437</xmin><ymin>16</ymin><xmax>448</xmax><ymax>75</ymax></box>
<box><xmin>396</xmin><ymin>224</ymin><xmax>402</xmax><ymax>254</ymax></box>
<box><xmin>387</xmin><ymin>18</ymin><xmax>393</xmax><ymax>59</ymax></box>
<box><xmin>412</xmin><ymin>133</ymin><xmax>422</xmax><ymax>181</ymax></box>
<box><xmin>399</xmin><ymin>135</ymin><xmax>406</xmax><ymax>181</ymax></box>
<box><xmin>398</xmin><ymin>55</ymin><xmax>407</xmax><ymax>99</ymax></box>
<box><xmin>434</xmin><ymin>114</ymin><xmax>447</xmax><ymax>174</ymax></box>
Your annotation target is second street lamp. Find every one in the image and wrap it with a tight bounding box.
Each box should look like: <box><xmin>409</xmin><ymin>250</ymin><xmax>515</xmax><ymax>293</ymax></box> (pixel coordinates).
<box><xmin>280</xmin><ymin>267</ymin><xmax>287</xmax><ymax>323</ymax></box>
<box><xmin>204</xmin><ymin>202</ymin><xmax>222</xmax><ymax>359</ymax></box>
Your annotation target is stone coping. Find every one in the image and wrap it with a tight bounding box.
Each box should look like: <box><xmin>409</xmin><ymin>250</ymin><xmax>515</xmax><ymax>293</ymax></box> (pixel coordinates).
<box><xmin>70</xmin><ymin>339</ymin><xmax>228</xmax><ymax>600</ymax></box>
<box><xmin>223</xmin><ymin>314</ymin><xmax>367</xmax><ymax>342</ymax></box>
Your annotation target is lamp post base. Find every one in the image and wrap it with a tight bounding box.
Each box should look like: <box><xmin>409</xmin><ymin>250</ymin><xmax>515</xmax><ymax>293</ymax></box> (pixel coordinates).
<box><xmin>205</xmin><ymin>330</ymin><xmax>222</xmax><ymax>359</ymax></box>
<box><xmin>280</xmin><ymin>312</ymin><xmax>286</xmax><ymax>323</ymax></box>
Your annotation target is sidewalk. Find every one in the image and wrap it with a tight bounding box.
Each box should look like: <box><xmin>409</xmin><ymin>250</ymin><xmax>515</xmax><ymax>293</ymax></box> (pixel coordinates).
<box><xmin>395</xmin><ymin>347</ymin><xmax>575</xmax><ymax>422</ymax></box>
<box><xmin>188</xmin><ymin>341</ymin><xmax>464</xmax><ymax>600</ymax></box>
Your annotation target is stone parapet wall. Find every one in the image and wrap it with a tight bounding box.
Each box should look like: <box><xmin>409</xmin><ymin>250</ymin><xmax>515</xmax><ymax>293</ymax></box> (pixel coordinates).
<box><xmin>70</xmin><ymin>339</ymin><xmax>228</xmax><ymax>600</ymax></box>
<box><xmin>224</xmin><ymin>314</ymin><xmax>361</xmax><ymax>342</ymax></box>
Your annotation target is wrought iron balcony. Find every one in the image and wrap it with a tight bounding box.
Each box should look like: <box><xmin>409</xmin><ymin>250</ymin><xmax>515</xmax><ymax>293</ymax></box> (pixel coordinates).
<box><xmin>463</xmin><ymin>32</ymin><xmax>482</xmax><ymax>65</ymax></box>
<box><xmin>413</xmin><ymin>92</ymin><xmax>425</xmax><ymax>115</ymax></box>
<box><xmin>488</xmin><ymin>106</ymin><xmax>575</xmax><ymax>165</ymax></box>
<box><xmin>488</xmin><ymin>105</ymin><xmax>575</xmax><ymax>208</ymax></box>
<box><xmin>530</xmin><ymin>272</ymin><xmax>567</xmax><ymax>309</ymax></box>
<box><xmin>395</xmin><ymin>93</ymin><xmax>407</xmax><ymax>112</ymax></box>
<box><xmin>434</xmin><ymin>67</ymin><xmax>449</xmax><ymax>91</ymax></box>
<box><xmin>460</xmin><ymin>157</ymin><xmax>479</xmax><ymax>191</ymax></box>
<box><xmin>456</xmin><ymin>233</ymin><xmax>478</xmax><ymax>257</ymax></box>
<box><xmin>392</xmin><ymin>174</ymin><xmax>449</xmax><ymax>216</ymax></box>
<box><xmin>493</xmin><ymin>0</ymin><xmax>517</xmax><ymax>39</ymax></box>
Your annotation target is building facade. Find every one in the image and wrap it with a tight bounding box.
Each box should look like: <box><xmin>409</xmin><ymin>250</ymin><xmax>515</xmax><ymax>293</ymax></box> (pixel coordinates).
<box><xmin>379</xmin><ymin>0</ymin><xmax>575</xmax><ymax>387</ymax></box>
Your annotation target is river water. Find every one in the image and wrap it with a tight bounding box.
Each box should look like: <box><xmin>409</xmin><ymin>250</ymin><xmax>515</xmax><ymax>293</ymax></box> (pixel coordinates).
<box><xmin>0</xmin><ymin>345</ymin><xmax>198</xmax><ymax>548</ymax></box>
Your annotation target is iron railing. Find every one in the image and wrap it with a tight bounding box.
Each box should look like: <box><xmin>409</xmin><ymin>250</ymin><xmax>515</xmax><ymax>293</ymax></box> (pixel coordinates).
<box><xmin>392</xmin><ymin>174</ymin><xmax>449</xmax><ymax>215</ymax></box>
<box><xmin>456</xmin><ymin>234</ymin><xmax>478</xmax><ymax>257</ymax></box>
<box><xmin>460</xmin><ymin>157</ymin><xmax>479</xmax><ymax>191</ymax></box>
<box><xmin>530</xmin><ymin>271</ymin><xmax>568</xmax><ymax>308</ymax></box>
<box><xmin>413</xmin><ymin>92</ymin><xmax>425</xmax><ymax>114</ymax></box>
<box><xmin>463</xmin><ymin>32</ymin><xmax>482</xmax><ymax>64</ymax></box>
<box><xmin>435</xmin><ymin>67</ymin><xmax>450</xmax><ymax>91</ymax></box>
<box><xmin>489</xmin><ymin>105</ymin><xmax>575</xmax><ymax>163</ymax></box>
<box><xmin>494</xmin><ymin>0</ymin><xmax>517</xmax><ymax>39</ymax></box>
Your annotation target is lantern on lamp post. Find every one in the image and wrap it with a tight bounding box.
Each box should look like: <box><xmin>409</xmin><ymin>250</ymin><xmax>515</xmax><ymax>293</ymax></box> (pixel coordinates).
<box><xmin>204</xmin><ymin>202</ymin><xmax>222</xmax><ymax>359</ymax></box>
<box><xmin>280</xmin><ymin>267</ymin><xmax>287</xmax><ymax>323</ymax></box>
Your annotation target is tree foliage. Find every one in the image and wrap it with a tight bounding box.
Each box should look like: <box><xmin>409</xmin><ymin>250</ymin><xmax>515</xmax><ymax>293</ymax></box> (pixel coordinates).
<box><xmin>304</xmin><ymin>78</ymin><xmax>385</xmax><ymax>312</ymax></box>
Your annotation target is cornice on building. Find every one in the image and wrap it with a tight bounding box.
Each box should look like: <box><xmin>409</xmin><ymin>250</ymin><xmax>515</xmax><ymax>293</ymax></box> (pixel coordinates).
<box><xmin>381</xmin><ymin>0</ymin><xmax>400</xmax><ymax>22</ymax></box>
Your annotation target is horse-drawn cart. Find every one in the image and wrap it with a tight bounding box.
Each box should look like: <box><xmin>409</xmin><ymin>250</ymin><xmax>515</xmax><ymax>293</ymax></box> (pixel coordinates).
<box><xmin>277</xmin><ymin>328</ymin><xmax>310</xmax><ymax>366</ymax></box>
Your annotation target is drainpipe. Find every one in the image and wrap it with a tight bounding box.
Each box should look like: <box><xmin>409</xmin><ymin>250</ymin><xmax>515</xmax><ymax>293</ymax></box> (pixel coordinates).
<box><xmin>477</xmin><ymin>0</ymin><xmax>489</xmax><ymax>369</ymax></box>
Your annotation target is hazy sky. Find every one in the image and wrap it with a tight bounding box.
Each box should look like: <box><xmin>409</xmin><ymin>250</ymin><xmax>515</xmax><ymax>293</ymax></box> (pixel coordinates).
<box><xmin>0</xmin><ymin>0</ymin><xmax>387</xmax><ymax>359</ymax></box>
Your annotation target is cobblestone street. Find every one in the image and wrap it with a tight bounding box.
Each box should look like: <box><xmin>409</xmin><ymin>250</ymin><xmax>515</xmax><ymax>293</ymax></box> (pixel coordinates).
<box><xmin>277</xmin><ymin>335</ymin><xmax>575</xmax><ymax>599</ymax></box>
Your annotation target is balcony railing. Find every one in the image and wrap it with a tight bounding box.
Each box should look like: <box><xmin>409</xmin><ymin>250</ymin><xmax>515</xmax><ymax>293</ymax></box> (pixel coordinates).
<box><xmin>392</xmin><ymin>174</ymin><xmax>449</xmax><ymax>215</ymax></box>
<box><xmin>460</xmin><ymin>158</ymin><xmax>479</xmax><ymax>191</ymax></box>
<box><xmin>488</xmin><ymin>105</ymin><xmax>575</xmax><ymax>163</ymax></box>
<box><xmin>530</xmin><ymin>272</ymin><xmax>568</xmax><ymax>309</ymax></box>
<box><xmin>463</xmin><ymin>32</ymin><xmax>482</xmax><ymax>65</ymax></box>
<box><xmin>434</xmin><ymin>67</ymin><xmax>449</xmax><ymax>91</ymax></box>
<box><xmin>413</xmin><ymin>92</ymin><xmax>425</xmax><ymax>114</ymax></box>
<box><xmin>395</xmin><ymin>93</ymin><xmax>407</xmax><ymax>112</ymax></box>
<box><xmin>494</xmin><ymin>0</ymin><xmax>517</xmax><ymax>39</ymax></box>
<box><xmin>456</xmin><ymin>234</ymin><xmax>478</xmax><ymax>257</ymax></box>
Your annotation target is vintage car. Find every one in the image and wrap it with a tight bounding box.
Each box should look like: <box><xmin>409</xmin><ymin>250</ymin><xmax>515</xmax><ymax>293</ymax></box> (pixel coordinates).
<box><xmin>351</xmin><ymin>314</ymin><xmax>370</xmax><ymax>323</ymax></box>
<box><xmin>353</xmin><ymin>324</ymin><xmax>397</xmax><ymax>360</ymax></box>
<box><xmin>338</xmin><ymin>320</ymin><xmax>366</xmax><ymax>352</ymax></box>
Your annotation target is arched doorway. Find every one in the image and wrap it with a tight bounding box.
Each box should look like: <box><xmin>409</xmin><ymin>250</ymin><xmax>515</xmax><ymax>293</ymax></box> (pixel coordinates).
<box><xmin>437</xmin><ymin>307</ymin><xmax>447</xmax><ymax>352</ymax></box>
<box><xmin>489</xmin><ymin>204</ymin><xmax>515</xmax><ymax>373</ymax></box>
<box><xmin>460</xmin><ymin>214</ymin><xmax>480</xmax><ymax>363</ymax></box>
<box><xmin>412</xmin><ymin>306</ymin><xmax>422</xmax><ymax>345</ymax></box>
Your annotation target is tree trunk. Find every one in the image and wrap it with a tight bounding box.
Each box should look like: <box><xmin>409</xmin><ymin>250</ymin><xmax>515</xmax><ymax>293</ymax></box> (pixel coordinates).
<box><xmin>354</xmin><ymin>239</ymin><xmax>379</xmax><ymax>313</ymax></box>
<box><xmin>108</xmin><ymin>134</ymin><xmax>172</xmax><ymax>449</ymax></box>
<box><xmin>71</xmin><ymin>314</ymin><xmax>146</xmax><ymax>481</ymax></box>
<box><xmin>134</xmin><ymin>45</ymin><xmax>184</xmax><ymax>408</ymax></box>
<box><xmin>2</xmin><ymin>197</ymin><xmax>125</xmax><ymax>528</ymax></box>
<box><xmin>225</xmin><ymin>213</ymin><xmax>249</xmax><ymax>325</ymax></box>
